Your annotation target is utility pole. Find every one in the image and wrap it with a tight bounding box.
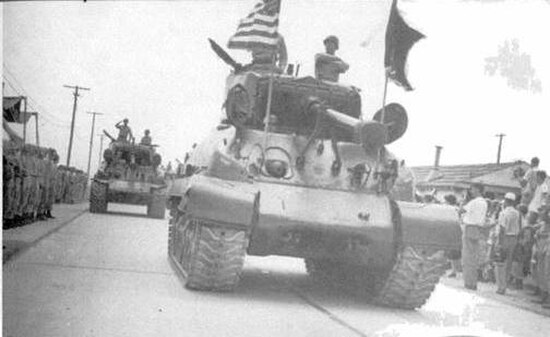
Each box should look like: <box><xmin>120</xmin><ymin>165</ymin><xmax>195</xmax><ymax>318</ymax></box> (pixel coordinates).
<box><xmin>64</xmin><ymin>85</ymin><xmax>90</xmax><ymax>167</ymax></box>
<box><xmin>86</xmin><ymin>111</ymin><xmax>103</xmax><ymax>177</ymax></box>
<box><xmin>22</xmin><ymin>97</ymin><xmax>27</xmax><ymax>143</ymax></box>
<box><xmin>97</xmin><ymin>134</ymin><xmax>105</xmax><ymax>168</ymax></box>
<box><xmin>495</xmin><ymin>133</ymin><xmax>506</xmax><ymax>164</ymax></box>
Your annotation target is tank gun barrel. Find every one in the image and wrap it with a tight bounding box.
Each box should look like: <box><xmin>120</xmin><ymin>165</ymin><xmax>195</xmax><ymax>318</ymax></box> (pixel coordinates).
<box><xmin>305</xmin><ymin>97</ymin><xmax>387</xmax><ymax>150</ymax></box>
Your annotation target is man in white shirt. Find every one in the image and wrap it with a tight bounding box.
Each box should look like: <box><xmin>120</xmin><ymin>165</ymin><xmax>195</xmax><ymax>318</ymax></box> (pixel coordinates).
<box><xmin>460</xmin><ymin>183</ymin><xmax>488</xmax><ymax>290</ymax></box>
<box><xmin>494</xmin><ymin>192</ymin><xmax>520</xmax><ymax>294</ymax></box>
<box><xmin>521</xmin><ymin>157</ymin><xmax>539</xmax><ymax>206</ymax></box>
<box><xmin>528</xmin><ymin>171</ymin><xmax>548</xmax><ymax>224</ymax></box>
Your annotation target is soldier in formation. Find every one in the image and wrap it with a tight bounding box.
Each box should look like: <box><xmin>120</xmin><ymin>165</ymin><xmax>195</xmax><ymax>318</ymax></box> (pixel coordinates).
<box><xmin>2</xmin><ymin>141</ymin><xmax>88</xmax><ymax>228</ymax></box>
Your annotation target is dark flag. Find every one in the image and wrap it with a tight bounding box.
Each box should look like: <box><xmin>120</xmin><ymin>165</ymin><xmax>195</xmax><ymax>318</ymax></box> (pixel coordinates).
<box><xmin>3</xmin><ymin>96</ymin><xmax>30</xmax><ymax>124</ymax></box>
<box><xmin>384</xmin><ymin>0</ymin><xmax>424</xmax><ymax>91</ymax></box>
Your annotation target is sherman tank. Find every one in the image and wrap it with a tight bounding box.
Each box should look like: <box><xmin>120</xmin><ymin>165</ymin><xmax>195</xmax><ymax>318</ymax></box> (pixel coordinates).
<box><xmin>167</xmin><ymin>49</ymin><xmax>461</xmax><ymax>310</ymax></box>
<box><xmin>90</xmin><ymin>140</ymin><xmax>167</xmax><ymax>219</ymax></box>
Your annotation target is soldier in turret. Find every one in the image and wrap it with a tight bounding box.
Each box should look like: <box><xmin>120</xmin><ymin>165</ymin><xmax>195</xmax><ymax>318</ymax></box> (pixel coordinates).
<box><xmin>315</xmin><ymin>35</ymin><xmax>349</xmax><ymax>82</ymax></box>
<box><xmin>249</xmin><ymin>33</ymin><xmax>288</xmax><ymax>73</ymax></box>
<box><xmin>140</xmin><ymin>129</ymin><xmax>152</xmax><ymax>146</ymax></box>
<box><xmin>115</xmin><ymin>118</ymin><xmax>134</xmax><ymax>143</ymax></box>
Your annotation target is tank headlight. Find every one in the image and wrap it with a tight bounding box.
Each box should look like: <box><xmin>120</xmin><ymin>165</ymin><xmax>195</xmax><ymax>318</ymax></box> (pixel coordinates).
<box><xmin>265</xmin><ymin>159</ymin><xmax>288</xmax><ymax>179</ymax></box>
<box><xmin>226</xmin><ymin>85</ymin><xmax>251</xmax><ymax>127</ymax></box>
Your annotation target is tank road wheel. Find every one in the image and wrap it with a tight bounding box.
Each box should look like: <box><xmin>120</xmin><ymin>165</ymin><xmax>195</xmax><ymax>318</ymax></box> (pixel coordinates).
<box><xmin>374</xmin><ymin>246</ymin><xmax>447</xmax><ymax>310</ymax></box>
<box><xmin>147</xmin><ymin>193</ymin><xmax>166</xmax><ymax>219</ymax></box>
<box><xmin>89</xmin><ymin>181</ymin><xmax>108</xmax><ymax>213</ymax></box>
<box><xmin>169</xmin><ymin>213</ymin><xmax>249</xmax><ymax>291</ymax></box>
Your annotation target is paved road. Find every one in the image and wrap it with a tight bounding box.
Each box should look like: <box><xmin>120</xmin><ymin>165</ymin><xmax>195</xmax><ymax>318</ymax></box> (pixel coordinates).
<box><xmin>4</xmin><ymin>204</ymin><xmax>549</xmax><ymax>337</ymax></box>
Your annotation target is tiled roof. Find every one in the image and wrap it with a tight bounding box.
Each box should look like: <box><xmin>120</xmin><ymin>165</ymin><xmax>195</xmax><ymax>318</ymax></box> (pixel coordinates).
<box><xmin>411</xmin><ymin>161</ymin><xmax>528</xmax><ymax>188</ymax></box>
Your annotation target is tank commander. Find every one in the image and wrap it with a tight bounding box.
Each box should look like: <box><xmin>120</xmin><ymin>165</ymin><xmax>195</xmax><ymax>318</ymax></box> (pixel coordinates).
<box><xmin>250</xmin><ymin>33</ymin><xmax>288</xmax><ymax>73</ymax></box>
<box><xmin>315</xmin><ymin>35</ymin><xmax>349</xmax><ymax>82</ymax></box>
<box><xmin>140</xmin><ymin>129</ymin><xmax>152</xmax><ymax>146</ymax></box>
<box><xmin>115</xmin><ymin>118</ymin><xmax>134</xmax><ymax>142</ymax></box>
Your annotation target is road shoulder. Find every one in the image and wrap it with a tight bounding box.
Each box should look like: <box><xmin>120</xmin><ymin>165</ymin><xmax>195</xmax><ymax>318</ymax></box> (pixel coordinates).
<box><xmin>441</xmin><ymin>275</ymin><xmax>550</xmax><ymax>318</ymax></box>
<box><xmin>3</xmin><ymin>202</ymin><xmax>89</xmax><ymax>263</ymax></box>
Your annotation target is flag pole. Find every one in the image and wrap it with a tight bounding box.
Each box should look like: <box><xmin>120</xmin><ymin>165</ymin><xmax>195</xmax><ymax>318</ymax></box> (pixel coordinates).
<box><xmin>263</xmin><ymin>0</ymin><xmax>282</xmax><ymax>150</ymax></box>
<box><xmin>381</xmin><ymin>68</ymin><xmax>389</xmax><ymax>124</ymax></box>
<box><xmin>377</xmin><ymin>68</ymin><xmax>390</xmax><ymax>166</ymax></box>
<box><xmin>263</xmin><ymin>53</ymin><xmax>277</xmax><ymax>150</ymax></box>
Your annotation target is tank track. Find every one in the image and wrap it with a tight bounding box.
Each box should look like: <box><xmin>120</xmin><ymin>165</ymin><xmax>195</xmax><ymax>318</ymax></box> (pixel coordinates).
<box><xmin>374</xmin><ymin>245</ymin><xmax>447</xmax><ymax>309</ymax></box>
<box><xmin>305</xmin><ymin>245</ymin><xmax>446</xmax><ymax>310</ymax></box>
<box><xmin>168</xmin><ymin>211</ymin><xmax>249</xmax><ymax>291</ymax></box>
<box><xmin>89</xmin><ymin>181</ymin><xmax>108</xmax><ymax>213</ymax></box>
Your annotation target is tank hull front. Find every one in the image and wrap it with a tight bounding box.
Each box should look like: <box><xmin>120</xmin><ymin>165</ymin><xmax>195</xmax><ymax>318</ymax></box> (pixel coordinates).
<box><xmin>230</xmin><ymin>181</ymin><xmax>397</xmax><ymax>269</ymax></box>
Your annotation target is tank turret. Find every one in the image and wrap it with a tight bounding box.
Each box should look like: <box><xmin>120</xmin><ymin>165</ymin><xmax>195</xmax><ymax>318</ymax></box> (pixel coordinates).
<box><xmin>167</xmin><ymin>47</ymin><xmax>460</xmax><ymax>310</ymax></box>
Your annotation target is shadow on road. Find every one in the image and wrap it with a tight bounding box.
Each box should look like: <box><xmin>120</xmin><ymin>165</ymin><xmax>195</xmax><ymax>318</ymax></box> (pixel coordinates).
<box><xmin>192</xmin><ymin>266</ymin><xmax>424</xmax><ymax>320</ymax></box>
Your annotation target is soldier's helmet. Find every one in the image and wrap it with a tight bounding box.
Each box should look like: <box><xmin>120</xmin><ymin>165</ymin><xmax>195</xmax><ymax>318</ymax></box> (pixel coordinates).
<box><xmin>323</xmin><ymin>35</ymin><xmax>339</xmax><ymax>49</ymax></box>
<box><xmin>123</xmin><ymin>118</ymin><xmax>129</xmax><ymax>123</ymax></box>
<box><xmin>37</xmin><ymin>148</ymin><xmax>46</xmax><ymax>159</ymax></box>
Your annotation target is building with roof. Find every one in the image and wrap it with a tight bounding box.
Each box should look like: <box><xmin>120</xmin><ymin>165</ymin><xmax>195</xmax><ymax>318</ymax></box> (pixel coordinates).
<box><xmin>410</xmin><ymin>147</ymin><xmax>529</xmax><ymax>203</ymax></box>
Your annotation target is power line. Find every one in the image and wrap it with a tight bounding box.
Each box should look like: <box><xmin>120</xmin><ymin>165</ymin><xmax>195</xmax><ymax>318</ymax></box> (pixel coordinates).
<box><xmin>2</xmin><ymin>70</ymin><xmax>88</xmax><ymax>142</ymax></box>
<box><xmin>2</xmin><ymin>68</ymin><xmax>68</xmax><ymax>126</ymax></box>
<box><xmin>2</xmin><ymin>74</ymin><xmax>64</xmax><ymax>128</ymax></box>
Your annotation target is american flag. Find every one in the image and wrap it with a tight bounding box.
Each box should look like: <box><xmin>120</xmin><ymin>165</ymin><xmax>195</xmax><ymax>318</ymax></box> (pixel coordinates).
<box><xmin>227</xmin><ymin>0</ymin><xmax>281</xmax><ymax>50</ymax></box>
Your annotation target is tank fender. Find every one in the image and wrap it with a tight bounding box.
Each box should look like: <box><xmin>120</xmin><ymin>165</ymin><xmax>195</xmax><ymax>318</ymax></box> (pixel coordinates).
<box><xmin>179</xmin><ymin>176</ymin><xmax>260</xmax><ymax>229</ymax></box>
<box><xmin>206</xmin><ymin>150</ymin><xmax>250</xmax><ymax>182</ymax></box>
<box><xmin>397</xmin><ymin>201</ymin><xmax>461</xmax><ymax>251</ymax></box>
<box><xmin>167</xmin><ymin>178</ymin><xmax>191</xmax><ymax>198</ymax></box>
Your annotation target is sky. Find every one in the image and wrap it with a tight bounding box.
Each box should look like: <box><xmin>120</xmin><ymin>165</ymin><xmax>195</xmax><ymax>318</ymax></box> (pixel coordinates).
<box><xmin>2</xmin><ymin>0</ymin><xmax>549</xmax><ymax>176</ymax></box>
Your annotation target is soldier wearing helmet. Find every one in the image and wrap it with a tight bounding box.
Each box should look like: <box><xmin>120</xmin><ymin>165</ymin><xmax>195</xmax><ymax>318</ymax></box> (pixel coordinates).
<box><xmin>140</xmin><ymin>129</ymin><xmax>152</xmax><ymax>146</ymax></box>
<box><xmin>315</xmin><ymin>35</ymin><xmax>349</xmax><ymax>82</ymax></box>
<box><xmin>250</xmin><ymin>33</ymin><xmax>288</xmax><ymax>73</ymax></box>
<box><xmin>115</xmin><ymin>118</ymin><xmax>134</xmax><ymax>143</ymax></box>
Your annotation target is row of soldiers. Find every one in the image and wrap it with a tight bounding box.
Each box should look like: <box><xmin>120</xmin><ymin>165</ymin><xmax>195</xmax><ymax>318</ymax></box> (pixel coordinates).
<box><xmin>2</xmin><ymin>140</ymin><xmax>88</xmax><ymax>228</ymax></box>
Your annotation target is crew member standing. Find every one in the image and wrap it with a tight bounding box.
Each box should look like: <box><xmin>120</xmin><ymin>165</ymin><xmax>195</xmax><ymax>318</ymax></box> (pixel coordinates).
<box><xmin>115</xmin><ymin>118</ymin><xmax>134</xmax><ymax>143</ymax></box>
<box><xmin>460</xmin><ymin>183</ymin><xmax>488</xmax><ymax>290</ymax></box>
<box><xmin>250</xmin><ymin>33</ymin><xmax>288</xmax><ymax>73</ymax></box>
<box><xmin>315</xmin><ymin>35</ymin><xmax>349</xmax><ymax>82</ymax></box>
<box><xmin>140</xmin><ymin>129</ymin><xmax>152</xmax><ymax>146</ymax></box>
